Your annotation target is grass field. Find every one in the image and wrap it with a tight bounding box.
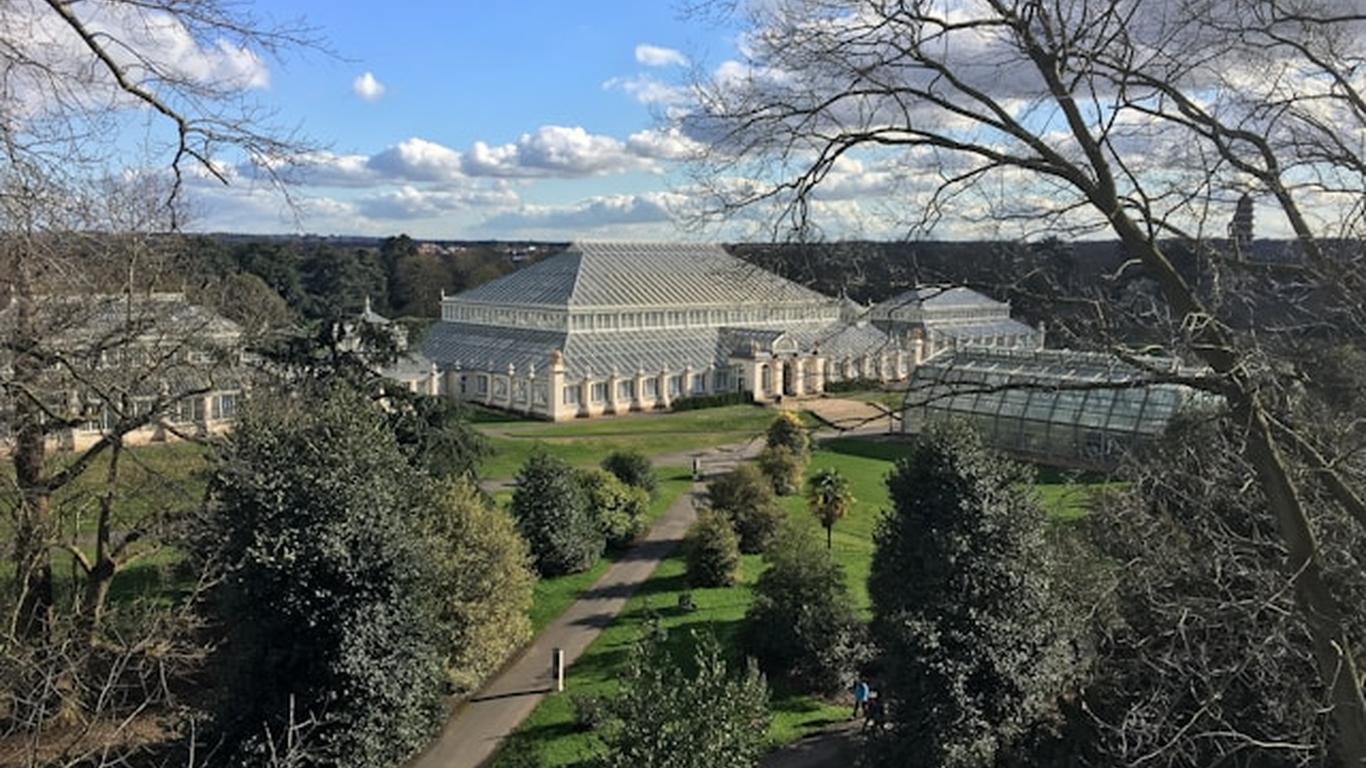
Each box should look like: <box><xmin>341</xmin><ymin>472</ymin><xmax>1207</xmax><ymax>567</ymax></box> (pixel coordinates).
<box><xmin>475</xmin><ymin>405</ymin><xmax>799</xmax><ymax>480</ymax></box>
<box><xmin>496</xmin><ymin>436</ymin><xmax>1109</xmax><ymax>767</ymax></box>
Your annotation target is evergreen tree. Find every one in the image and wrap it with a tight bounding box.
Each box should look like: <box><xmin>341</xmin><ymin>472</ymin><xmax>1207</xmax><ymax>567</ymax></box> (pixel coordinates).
<box><xmin>741</xmin><ymin>521</ymin><xmax>865</xmax><ymax>694</ymax></box>
<box><xmin>601</xmin><ymin>449</ymin><xmax>658</xmax><ymax>497</ymax></box>
<box><xmin>765</xmin><ymin>411</ymin><xmax>810</xmax><ymax>457</ymax></box>
<box><xmin>196</xmin><ymin>387</ymin><xmax>447</xmax><ymax>768</ymax></box>
<box><xmin>684</xmin><ymin>510</ymin><xmax>742</xmax><ymax>588</ymax></box>
<box><xmin>511</xmin><ymin>451</ymin><xmax>603</xmax><ymax>576</ymax></box>
<box><xmin>706</xmin><ymin>463</ymin><xmax>785</xmax><ymax>553</ymax></box>
<box><xmin>869</xmin><ymin>422</ymin><xmax>1071</xmax><ymax>768</ymax></box>
<box><xmin>579</xmin><ymin>468</ymin><xmax>651</xmax><ymax>548</ymax></box>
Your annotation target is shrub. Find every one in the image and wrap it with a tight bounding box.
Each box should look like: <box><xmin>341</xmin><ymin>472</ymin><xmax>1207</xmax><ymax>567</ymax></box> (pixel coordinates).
<box><xmin>429</xmin><ymin>478</ymin><xmax>535</xmax><ymax>694</ymax></box>
<box><xmin>511</xmin><ymin>451</ymin><xmax>603</xmax><ymax>576</ymax></box>
<box><xmin>822</xmin><ymin>377</ymin><xmax>885</xmax><ymax>394</ymax></box>
<box><xmin>685</xmin><ymin>510</ymin><xmax>742</xmax><ymax>588</ymax></box>
<box><xmin>741</xmin><ymin>521</ymin><xmax>866</xmax><ymax>694</ymax></box>
<box><xmin>869</xmin><ymin>421</ymin><xmax>1071</xmax><ymax>768</ymax></box>
<box><xmin>758</xmin><ymin>444</ymin><xmax>806</xmax><ymax>496</ymax></box>
<box><xmin>598</xmin><ymin>631</ymin><xmax>770</xmax><ymax>768</ymax></box>
<box><xmin>601</xmin><ymin>450</ymin><xmax>658</xmax><ymax>496</ymax></box>
<box><xmin>707</xmin><ymin>464</ymin><xmax>785</xmax><ymax>553</ymax></box>
<box><xmin>670</xmin><ymin>391</ymin><xmax>754</xmax><ymax>411</ymax></box>
<box><xmin>196</xmin><ymin>388</ymin><xmax>446</xmax><ymax>768</ymax></box>
<box><xmin>765</xmin><ymin>411</ymin><xmax>810</xmax><ymax>456</ymax></box>
<box><xmin>579</xmin><ymin>468</ymin><xmax>652</xmax><ymax>548</ymax></box>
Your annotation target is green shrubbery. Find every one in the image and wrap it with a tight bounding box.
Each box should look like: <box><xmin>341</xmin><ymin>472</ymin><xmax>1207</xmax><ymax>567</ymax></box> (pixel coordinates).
<box><xmin>596</xmin><ymin>631</ymin><xmax>770</xmax><ymax>768</ymax></box>
<box><xmin>601</xmin><ymin>450</ymin><xmax>658</xmax><ymax>497</ymax></box>
<box><xmin>429</xmin><ymin>478</ymin><xmax>535</xmax><ymax>694</ymax></box>
<box><xmin>684</xmin><ymin>510</ymin><xmax>742</xmax><ymax>588</ymax></box>
<box><xmin>765</xmin><ymin>410</ymin><xmax>811</xmax><ymax>456</ymax></box>
<box><xmin>197</xmin><ymin>388</ymin><xmax>447</xmax><ymax>768</ymax></box>
<box><xmin>511</xmin><ymin>451</ymin><xmax>603</xmax><ymax>576</ymax></box>
<box><xmin>670</xmin><ymin>391</ymin><xmax>755</xmax><ymax>411</ymax></box>
<box><xmin>579</xmin><ymin>468</ymin><xmax>651</xmax><ymax>548</ymax></box>
<box><xmin>741</xmin><ymin>522</ymin><xmax>865</xmax><ymax>695</ymax></box>
<box><xmin>822</xmin><ymin>377</ymin><xmax>885</xmax><ymax>394</ymax></box>
<box><xmin>757</xmin><ymin>444</ymin><xmax>806</xmax><ymax>496</ymax></box>
<box><xmin>706</xmin><ymin>464</ymin><xmax>785</xmax><ymax>553</ymax></box>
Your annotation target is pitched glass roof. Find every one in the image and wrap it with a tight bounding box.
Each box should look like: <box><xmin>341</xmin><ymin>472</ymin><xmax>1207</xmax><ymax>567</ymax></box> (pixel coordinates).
<box><xmin>451</xmin><ymin>241</ymin><xmax>833</xmax><ymax>309</ymax></box>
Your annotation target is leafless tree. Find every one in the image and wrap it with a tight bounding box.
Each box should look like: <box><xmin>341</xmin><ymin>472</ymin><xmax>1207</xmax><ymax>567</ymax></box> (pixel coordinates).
<box><xmin>683</xmin><ymin>0</ymin><xmax>1366</xmax><ymax>762</ymax></box>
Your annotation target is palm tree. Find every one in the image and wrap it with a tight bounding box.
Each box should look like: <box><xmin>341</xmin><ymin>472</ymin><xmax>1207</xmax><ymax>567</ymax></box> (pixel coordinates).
<box><xmin>807</xmin><ymin>468</ymin><xmax>854</xmax><ymax>550</ymax></box>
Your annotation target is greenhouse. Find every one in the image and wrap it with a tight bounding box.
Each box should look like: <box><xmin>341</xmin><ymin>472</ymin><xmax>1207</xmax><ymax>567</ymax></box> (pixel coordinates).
<box><xmin>900</xmin><ymin>345</ymin><xmax>1212</xmax><ymax>470</ymax></box>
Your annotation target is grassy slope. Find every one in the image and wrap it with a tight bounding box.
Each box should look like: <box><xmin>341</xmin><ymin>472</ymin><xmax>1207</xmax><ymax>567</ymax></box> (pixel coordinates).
<box><xmin>476</xmin><ymin>405</ymin><xmax>794</xmax><ymax>481</ymax></box>
<box><xmin>499</xmin><ymin>436</ymin><xmax>1111</xmax><ymax>768</ymax></box>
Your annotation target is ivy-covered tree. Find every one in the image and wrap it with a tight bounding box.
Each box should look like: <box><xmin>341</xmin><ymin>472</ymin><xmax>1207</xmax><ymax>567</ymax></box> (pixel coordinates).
<box><xmin>765</xmin><ymin>411</ymin><xmax>810</xmax><ymax>457</ymax></box>
<box><xmin>869</xmin><ymin>422</ymin><xmax>1072</xmax><ymax>768</ymax></box>
<box><xmin>195</xmin><ymin>387</ymin><xmax>447</xmax><ymax>768</ymax></box>
<box><xmin>429</xmin><ymin>478</ymin><xmax>535</xmax><ymax>695</ymax></box>
<box><xmin>511</xmin><ymin>451</ymin><xmax>603</xmax><ymax>576</ymax></box>
<box><xmin>741</xmin><ymin>521</ymin><xmax>865</xmax><ymax>694</ymax></box>
<box><xmin>597</xmin><ymin>631</ymin><xmax>770</xmax><ymax>768</ymax></box>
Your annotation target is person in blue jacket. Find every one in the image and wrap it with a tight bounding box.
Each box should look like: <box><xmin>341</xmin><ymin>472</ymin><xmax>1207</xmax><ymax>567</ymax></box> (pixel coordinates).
<box><xmin>851</xmin><ymin>678</ymin><xmax>870</xmax><ymax>718</ymax></box>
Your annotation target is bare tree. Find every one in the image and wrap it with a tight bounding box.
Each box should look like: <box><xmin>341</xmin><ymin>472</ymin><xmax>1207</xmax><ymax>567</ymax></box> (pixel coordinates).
<box><xmin>683</xmin><ymin>0</ymin><xmax>1366</xmax><ymax>762</ymax></box>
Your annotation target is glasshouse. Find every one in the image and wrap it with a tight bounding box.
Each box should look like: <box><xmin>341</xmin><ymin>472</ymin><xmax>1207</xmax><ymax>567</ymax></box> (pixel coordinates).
<box><xmin>901</xmin><ymin>345</ymin><xmax>1213</xmax><ymax>470</ymax></box>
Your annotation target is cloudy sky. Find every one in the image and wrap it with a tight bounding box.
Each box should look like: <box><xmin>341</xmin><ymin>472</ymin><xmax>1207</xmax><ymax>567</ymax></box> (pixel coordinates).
<box><xmin>172</xmin><ymin>2</ymin><xmax>733</xmax><ymax>240</ymax></box>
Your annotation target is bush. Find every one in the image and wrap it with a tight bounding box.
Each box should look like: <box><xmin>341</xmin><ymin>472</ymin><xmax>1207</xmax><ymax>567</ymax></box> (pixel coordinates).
<box><xmin>511</xmin><ymin>451</ymin><xmax>604</xmax><ymax>576</ymax></box>
<box><xmin>741</xmin><ymin>522</ymin><xmax>866</xmax><ymax>695</ymax></box>
<box><xmin>869</xmin><ymin>421</ymin><xmax>1071</xmax><ymax>768</ymax></box>
<box><xmin>707</xmin><ymin>464</ymin><xmax>786</xmax><ymax>553</ymax></box>
<box><xmin>684</xmin><ymin>510</ymin><xmax>742</xmax><ymax>588</ymax></box>
<box><xmin>601</xmin><ymin>450</ymin><xmax>658</xmax><ymax>496</ymax></box>
<box><xmin>670</xmin><ymin>391</ymin><xmax>754</xmax><ymax>411</ymax></box>
<box><xmin>196</xmin><ymin>388</ymin><xmax>446</xmax><ymax>768</ymax></box>
<box><xmin>579</xmin><ymin>468</ymin><xmax>652</xmax><ymax>548</ymax></box>
<box><xmin>822</xmin><ymin>377</ymin><xmax>885</xmax><ymax>394</ymax></box>
<box><xmin>598</xmin><ymin>631</ymin><xmax>770</xmax><ymax>768</ymax></box>
<box><xmin>757</xmin><ymin>444</ymin><xmax>806</xmax><ymax>496</ymax></box>
<box><xmin>765</xmin><ymin>411</ymin><xmax>810</xmax><ymax>456</ymax></box>
<box><xmin>429</xmin><ymin>478</ymin><xmax>535</xmax><ymax>694</ymax></box>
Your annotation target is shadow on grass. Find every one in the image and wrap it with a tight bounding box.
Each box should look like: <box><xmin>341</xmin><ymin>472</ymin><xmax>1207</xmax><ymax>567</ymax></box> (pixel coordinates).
<box><xmin>819</xmin><ymin>437</ymin><xmax>915</xmax><ymax>464</ymax></box>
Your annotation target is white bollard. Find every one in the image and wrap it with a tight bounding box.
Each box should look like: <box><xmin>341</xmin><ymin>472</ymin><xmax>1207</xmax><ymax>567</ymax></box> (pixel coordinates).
<box><xmin>552</xmin><ymin>647</ymin><xmax>565</xmax><ymax>692</ymax></box>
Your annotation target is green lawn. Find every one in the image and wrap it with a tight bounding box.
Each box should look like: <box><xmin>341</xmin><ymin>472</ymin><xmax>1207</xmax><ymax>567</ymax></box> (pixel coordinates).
<box><xmin>496</xmin><ymin>436</ymin><xmax>1111</xmax><ymax>767</ymax></box>
<box><xmin>476</xmin><ymin>405</ymin><xmax>803</xmax><ymax>481</ymax></box>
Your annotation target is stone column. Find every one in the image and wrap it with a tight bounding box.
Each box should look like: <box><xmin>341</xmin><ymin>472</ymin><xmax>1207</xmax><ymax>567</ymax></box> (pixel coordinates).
<box><xmin>771</xmin><ymin>358</ymin><xmax>785</xmax><ymax>397</ymax></box>
<box><xmin>683</xmin><ymin>364</ymin><xmax>694</xmax><ymax>400</ymax></box>
<box><xmin>484</xmin><ymin>361</ymin><xmax>497</xmax><ymax>407</ymax></box>
<box><xmin>505</xmin><ymin>364</ymin><xmax>517</xmax><ymax>409</ymax></box>
<box><xmin>579</xmin><ymin>371</ymin><xmax>593</xmax><ymax>418</ymax></box>
<box><xmin>608</xmin><ymin>369</ymin><xmax>622</xmax><ymax>414</ymax></box>
<box><xmin>657</xmin><ymin>368</ymin><xmax>671</xmax><ymax>409</ymax></box>
<box><xmin>792</xmin><ymin>357</ymin><xmax>806</xmax><ymax>397</ymax></box>
<box><xmin>634</xmin><ymin>368</ymin><xmax>647</xmax><ymax>411</ymax></box>
<box><xmin>524</xmin><ymin>364</ymin><xmax>538</xmax><ymax>416</ymax></box>
<box><xmin>749</xmin><ymin>361</ymin><xmax>766</xmax><ymax>403</ymax></box>
<box><xmin>548</xmin><ymin>351</ymin><xmax>567</xmax><ymax>421</ymax></box>
<box><xmin>811</xmin><ymin>355</ymin><xmax>826</xmax><ymax>394</ymax></box>
<box><xmin>892</xmin><ymin>348</ymin><xmax>905</xmax><ymax>380</ymax></box>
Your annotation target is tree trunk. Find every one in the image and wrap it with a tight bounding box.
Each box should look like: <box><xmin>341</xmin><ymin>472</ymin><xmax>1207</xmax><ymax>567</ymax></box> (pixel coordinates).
<box><xmin>10</xmin><ymin>285</ymin><xmax>54</xmax><ymax>643</ymax></box>
<box><xmin>826</xmin><ymin>523</ymin><xmax>833</xmax><ymax>550</ymax></box>
<box><xmin>80</xmin><ymin>441</ymin><xmax>123</xmax><ymax>643</ymax></box>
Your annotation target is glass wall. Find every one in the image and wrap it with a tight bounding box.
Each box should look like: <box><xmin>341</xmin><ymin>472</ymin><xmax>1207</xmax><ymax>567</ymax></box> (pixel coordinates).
<box><xmin>902</xmin><ymin>346</ymin><xmax>1211</xmax><ymax>469</ymax></box>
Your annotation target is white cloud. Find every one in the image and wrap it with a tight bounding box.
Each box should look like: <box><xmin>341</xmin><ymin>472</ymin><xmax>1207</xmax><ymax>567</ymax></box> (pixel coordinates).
<box><xmin>352</xmin><ymin>71</ymin><xmax>386</xmax><ymax>102</ymax></box>
<box><xmin>603</xmin><ymin>74</ymin><xmax>689</xmax><ymax>106</ymax></box>
<box><xmin>356</xmin><ymin>184</ymin><xmax>519</xmax><ymax>220</ymax></box>
<box><xmin>484</xmin><ymin>192</ymin><xmax>682</xmax><ymax>231</ymax></box>
<box><xmin>635</xmin><ymin>44</ymin><xmax>688</xmax><ymax>68</ymax></box>
<box><xmin>368</xmin><ymin>137</ymin><xmax>465</xmax><ymax>182</ymax></box>
<box><xmin>626</xmin><ymin>127</ymin><xmax>704</xmax><ymax>161</ymax></box>
<box><xmin>462</xmin><ymin>126</ymin><xmax>656</xmax><ymax>177</ymax></box>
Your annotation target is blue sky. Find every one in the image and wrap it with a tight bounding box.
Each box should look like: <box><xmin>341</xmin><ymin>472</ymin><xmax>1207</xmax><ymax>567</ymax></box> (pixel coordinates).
<box><xmin>186</xmin><ymin>1</ymin><xmax>741</xmax><ymax>239</ymax></box>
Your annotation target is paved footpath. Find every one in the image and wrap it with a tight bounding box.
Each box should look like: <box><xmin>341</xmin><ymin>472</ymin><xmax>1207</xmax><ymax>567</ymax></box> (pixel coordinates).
<box><xmin>412</xmin><ymin>439</ymin><xmax>763</xmax><ymax>768</ymax></box>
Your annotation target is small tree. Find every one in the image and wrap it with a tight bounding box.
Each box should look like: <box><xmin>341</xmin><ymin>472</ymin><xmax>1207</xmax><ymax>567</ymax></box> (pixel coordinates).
<box><xmin>685</xmin><ymin>510</ymin><xmax>742</xmax><ymax>588</ymax></box>
<box><xmin>740</xmin><ymin>521</ymin><xmax>865</xmax><ymax>694</ymax></box>
<box><xmin>598</xmin><ymin>631</ymin><xmax>770</xmax><ymax>768</ymax></box>
<box><xmin>579</xmin><ymin>468</ymin><xmax>652</xmax><ymax>548</ymax></box>
<box><xmin>429</xmin><ymin>478</ymin><xmax>535</xmax><ymax>694</ymax></box>
<box><xmin>707</xmin><ymin>464</ymin><xmax>785</xmax><ymax>553</ymax></box>
<box><xmin>601</xmin><ymin>450</ymin><xmax>658</xmax><ymax>497</ymax></box>
<box><xmin>869</xmin><ymin>422</ymin><xmax>1072</xmax><ymax>768</ymax></box>
<box><xmin>196</xmin><ymin>387</ymin><xmax>447</xmax><ymax>768</ymax></box>
<box><xmin>807</xmin><ymin>468</ymin><xmax>854</xmax><ymax>549</ymax></box>
<box><xmin>511</xmin><ymin>451</ymin><xmax>603</xmax><ymax>576</ymax></box>
<box><xmin>765</xmin><ymin>411</ymin><xmax>810</xmax><ymax>457</ymax></box>
<box><xmin>758</xmin><ymin>444</ymin><xmax>806</xmax><ymax>496</ymax></box>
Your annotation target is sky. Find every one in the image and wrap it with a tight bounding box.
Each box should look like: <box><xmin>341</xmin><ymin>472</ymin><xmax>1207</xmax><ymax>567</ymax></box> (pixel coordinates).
<box><xmin>185</xmin><ymin>1</ymin><xmax>735</xmax><ymax>240</ymax></box>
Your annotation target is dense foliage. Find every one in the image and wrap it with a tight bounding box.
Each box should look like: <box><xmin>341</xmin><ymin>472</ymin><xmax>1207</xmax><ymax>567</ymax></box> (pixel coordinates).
<box><xmin>740</xmin><ymin>522</ymin><xmax>865</xmax><ymax>694</ymax></box>
<box><xmin>579</xmin><ymin>468</ymin><xmax>652</xmax><ymax>548</ymax></box>
<box><xmin>600</xmin><ymin>450</ymin><xmax>658</xmax><ymax>497</ymax></box>
<box><xmin>706</xmin><ymin>464</ymin><xmax>785</xmax><ymax>553</ymax></box>
<box><xmin>765</xmin><ymin>411</ymin><xmax>810</xmax><ymax>457</ymax></box>
<box><xmin>511</xmin><ymin>452</ymin><xmax>603</xmax><ymax>576</ymax></box>
<box><xmin>428</xmin><ymin>478</ymin><xmax>535</xmax><ymax>694</ymax></box>
<box><xmin>669</xmin><ymin>391</ymin><xmax>754</xmax><ymax>411</ymax></box>
<box><xmin>596</xmin><ymin>631</ymin><xmax>770</xmax><ymax>768</ymax></box>
<box><xmin>757</xmin><ymin>444</ymin><xmax>806</xmax><ymax>496</ymax></box>
<box><xmin>196</xmin><ymin>388</ymin><xmax>447</xmax><ymax>768</ymax></box>
<box><xmin>869</xmin><ymin>422</ymin><xmax>1072</xmax><ymax>768</ymax></box>
<box><xmin>684</xmin><ymin>510</ymin><xmax>742</xmax><ymax>588</ymax></box>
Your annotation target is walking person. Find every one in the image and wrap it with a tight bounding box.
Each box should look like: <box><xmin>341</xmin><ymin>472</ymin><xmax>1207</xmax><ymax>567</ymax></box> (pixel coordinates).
<box><xmin>851</xmin><ymin>678</ymin><xmax>870</xmax><ymax>719</ymax></box>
